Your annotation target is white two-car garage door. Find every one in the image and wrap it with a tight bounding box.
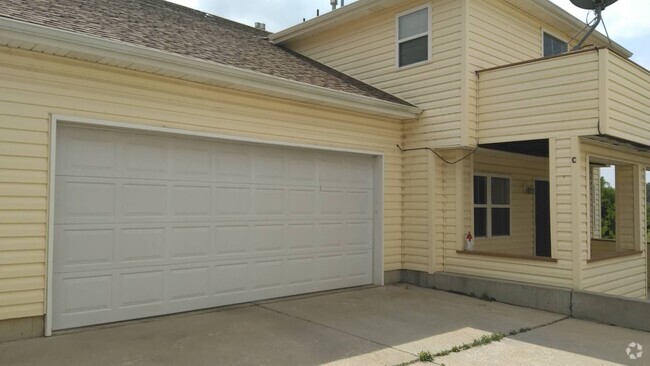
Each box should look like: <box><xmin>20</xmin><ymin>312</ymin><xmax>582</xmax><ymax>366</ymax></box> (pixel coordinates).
<box><xmin>52</xmin><ymin>125</ymin><xmax>378</xmax><ymax>330</ymax></box>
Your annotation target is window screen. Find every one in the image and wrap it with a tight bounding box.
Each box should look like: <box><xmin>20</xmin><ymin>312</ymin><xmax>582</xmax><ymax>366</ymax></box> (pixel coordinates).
<box><xmin>544</xmin><ymin>32</ymin><xmax>568</xmax><ymax>57</ymax></box>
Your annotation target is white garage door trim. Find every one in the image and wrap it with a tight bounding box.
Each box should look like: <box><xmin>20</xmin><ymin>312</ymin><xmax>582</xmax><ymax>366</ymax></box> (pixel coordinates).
<box><xmin>45</xmin><ymin>115</ymin><xmax>384</xmax><ymax>336</ymax></box>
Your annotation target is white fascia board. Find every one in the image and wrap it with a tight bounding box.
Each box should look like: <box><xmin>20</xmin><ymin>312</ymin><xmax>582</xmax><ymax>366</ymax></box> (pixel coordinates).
<box><xmin>0</xmin><ymin>17</ymin><xmax>421</xmax><ymax>120</ymax></box>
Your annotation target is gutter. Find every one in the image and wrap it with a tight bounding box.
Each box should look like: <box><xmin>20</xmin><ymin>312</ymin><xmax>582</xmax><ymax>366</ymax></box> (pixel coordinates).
<box><xmin>0</xmin><ymin>17</ymin><xmax>421</xmax><ymax>120</ymax></box>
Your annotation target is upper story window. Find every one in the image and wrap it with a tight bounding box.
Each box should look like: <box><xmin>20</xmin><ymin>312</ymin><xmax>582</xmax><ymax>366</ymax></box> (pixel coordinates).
<box><xmin>397</xmin><ymin>6</ymin><xmax>431</xmax><ymax>68</ymax></box>
<box><xmin>543</xmin><ymin>32</ymin><xmax>568</xmax><ymax>57</ymax></box>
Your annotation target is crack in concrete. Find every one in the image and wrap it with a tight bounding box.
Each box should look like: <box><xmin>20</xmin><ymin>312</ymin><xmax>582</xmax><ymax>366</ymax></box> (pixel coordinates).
<box><xmin>391</xmin><ymin>316</ymin><xmax>572</xmax><ymax>365</ymax></box>
<box><xmin>252</xmin><ymin>302</ymin><xmax>418</xmax><ymax>360</ymax></box>
<box><xmin>254</xmin><ymin>293</ymin><xmax>571</xmax><ymax>366</ymax></box>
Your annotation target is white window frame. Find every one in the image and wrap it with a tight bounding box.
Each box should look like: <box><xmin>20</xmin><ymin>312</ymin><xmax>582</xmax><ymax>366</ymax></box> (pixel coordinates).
<box><xmin>541</xmin><ymin>30</ymin><xmax>569</xmax><ymax>57</ymax></box>
<box><xmin>395</xmin><ymin>4</ymin><xmax>432</xmax><ymax>69</ymax></box>
<box><xmin>586</xmin><ymin>155</ymin><xmax>644</xmax><ymax>259</ymax></box>
<box><xmin>473</xmin><ymin>174</ymin><xmax>512</xmax><ymax>238</ymax></box>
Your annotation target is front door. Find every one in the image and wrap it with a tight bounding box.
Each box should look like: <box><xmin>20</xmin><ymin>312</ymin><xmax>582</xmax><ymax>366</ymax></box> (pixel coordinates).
<box><xmin>535</xmin><ymin>180</ymin><xmax>551</xmax><ymax>257</ymax></box>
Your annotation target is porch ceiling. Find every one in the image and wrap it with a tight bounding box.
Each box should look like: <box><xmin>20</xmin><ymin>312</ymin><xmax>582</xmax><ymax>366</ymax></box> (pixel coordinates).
<box><xmin>584</xmin><ymin>135</ymin><xmax>650</xmax><ymax>154</ymax></box>
<box><xmin>480</xmin><ymin>140</ymin><xmax>549</xmax><ymax>158</ymax></box>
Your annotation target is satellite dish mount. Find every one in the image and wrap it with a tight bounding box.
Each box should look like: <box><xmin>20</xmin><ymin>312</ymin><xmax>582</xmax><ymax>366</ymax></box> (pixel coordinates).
<box><xmin>570</xmin><ymin>0</ymin><xmax>618</xmax><ymax>51</ymax></box>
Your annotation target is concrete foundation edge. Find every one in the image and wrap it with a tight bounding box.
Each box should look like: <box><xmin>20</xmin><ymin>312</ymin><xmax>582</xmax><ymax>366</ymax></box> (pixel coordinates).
<box><xmin>392</xmin><ymin>270</ymin><xmax>650</xmax><ymax>332</ymax></box>
<box><xmin>2</xmin><ymin>272</ymin><xmax>648</xmax><ymax>342</ymax></box>
<box><xmin>0</xmin><ymin>316</ymin><xmax>44</xmax><ymax>343</ymax></box>
<box><xmin>572</xmin><ymin>290</ymin><xmax>650</xmax><ymax>332</ymax></box>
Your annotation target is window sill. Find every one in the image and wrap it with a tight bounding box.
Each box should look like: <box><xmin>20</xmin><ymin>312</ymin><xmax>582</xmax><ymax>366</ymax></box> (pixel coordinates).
<box><xmin>456</xmin><ymin>250</ymin><xmax>558</xmax><ymax>263</ymax></box>
<box><xmin>395</xmin><ymin>58</ymin><xmax>432</xmax><ymax>71</ymax></box>
<box><xmin>587</xmin><ymin>250</ymin><xmax>643</xmax><ymax>263</ymax></box>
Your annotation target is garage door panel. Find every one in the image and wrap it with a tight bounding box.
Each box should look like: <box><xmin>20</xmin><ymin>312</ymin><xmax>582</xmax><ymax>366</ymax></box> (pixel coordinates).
<box><xmin>168</xmin><ymin>266</ymin><xmax>209</xmax><ymax>302</ymax></box>
<box><xmin>345</xmin><ymin>252</ymin><xmax>373</xmax><ymax>278</ymax></box>
<box><xmin>346</xmin><ymin>190</ymin><xmax>373</xmax><ymax>216</ymax></box>
<box><xmin>170</xmin><ymin>140</ymin><xmax>213</xmax><ymax>180</ymax></box>
<box><xmin>122</xmin><ymin>183</ymin><xmax>167</xmax><ymax>218</ymax></box>
<box><xmin>214</xmin><ymin>225</ymin><xmax>251</xmax><ymax>255</ymax></box>
<box><xmin>214</xmin><ymin>144</ymin><xmax>253</xmax><ymax>182</ymax></box>
<box><xmin>347</xmin><ymin>157</ymin><xmax>374</xmax><ymax>188</ymax></box>
<box><xmin>252</xmin><ymin>188</ymin><xmax>285</xmax><ymax>215</ymax></box>
<box><xmin>214</xmin><ymin>186</ymin><xmax>251</xmax><ymax>216</ymax></box>
<box><xmin>118</xmin><ymin>270</ymin><xmax>165</xmax><ymax>309</ymax></box>
<box><xmin>320</xmin><ymin>222</ymin><xmax>346</xmax><ymax>246</ymax></box>
<box><xmin>319</xmin><ymin>190</ymin><xmax>345</xmax><ymax>216</ymax></box>
<box><xmin>54</xmin><ymin>274</ymin><xmax>113</xmax><ymax>319</ymax></box>
<box><xmin>169</xmin><ymin>226</ymin><xmax>211</xmax><ymax>259</ymax></box>
<box><xmin>318</xmin><ymin>254</ymin><xmax>344</xmax><ymax>282</ymax></box>
<box><xmin>286</xmin><ymin>223</ymin><xmax>316</xmax><ymax>250</ymax></box>
<box><xmin>345</xmin><ymin>221</ymin><xmax>373</xmax><ymax>248</ymax></box>
<box><xmin>119</xmin><ymin>227</ymin><xmax>166</xmax><ymax>264</ymax></box>
<box><xmin>251</xmin><ymin>259</ymin><xmax>284</xmax><ymax>290</ymax></box>
<box><xmin>55</xmin><ymin>179</ymin><xmax>117</xmax><ymax>221</ymax></box>
<box><xmin>53</xmin><ymin>125</ymin><xmax>376</xmax><ymax>330</ymax></box>
<box><xmin>253</xmin><ymin>146</ymin><xmax>286</xmax><ymax>183</ymax></box>
<box><xmin>53</xmin><ymin>226</ymin><xmax>115</xmax><ymax>273</ymax></box>
<box><xmin>56</xmin><ymin>127</ymin><xmax>118</xmax><ymax>178</ymax></box>
<box><xmin>251</xmin><ymin>224</ymin><xmax>284</xmax><ymax>253</ymax></box>
<box><xmin>211</xmin><ymin>262</ymin><xmax>249</xmax><ymax>296</ymax></box>
<box><xmin>122</xmin><ymin>134</ymin><xmax>169</xmax><ymax>179</ymax></box>
<box><xmin>288</xmin><ymin>188</ymin><xmax>317</xmax><ymax>215</ymax></box>
<box><xmin>171</xmin><ymin>185</ymin><xmax>211</xmax><ymax>217</ymax></box>
<box><xmin>286</xmin><ymin>257</ymin><xmax>316</xmax><ymax>285</ymax></box>
<box><xmin>288</xmin><ymin>153</ymin><xmax>317</xmax><ymax>184</ymax></box>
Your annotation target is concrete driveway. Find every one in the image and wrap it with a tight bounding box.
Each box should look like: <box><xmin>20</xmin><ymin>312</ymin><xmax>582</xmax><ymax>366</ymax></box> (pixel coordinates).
<box><xmin>0</xmin><ymin>284</ymin><xmax>648</xmax><ymax>366</ymax></box>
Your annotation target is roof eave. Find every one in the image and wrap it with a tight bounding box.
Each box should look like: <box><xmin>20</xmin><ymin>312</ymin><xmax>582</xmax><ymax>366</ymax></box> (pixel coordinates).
<box><xmin>0</xmin><ymin>17</ymin><xmax>421</xmax><ymax>120</ymax></box>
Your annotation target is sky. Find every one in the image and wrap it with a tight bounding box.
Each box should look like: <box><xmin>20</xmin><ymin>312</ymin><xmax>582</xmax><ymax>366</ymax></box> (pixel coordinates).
<box><xmin>166</xmin><ymin>0</ymin><xmax>649</xmax><ymax>185</ymax></box>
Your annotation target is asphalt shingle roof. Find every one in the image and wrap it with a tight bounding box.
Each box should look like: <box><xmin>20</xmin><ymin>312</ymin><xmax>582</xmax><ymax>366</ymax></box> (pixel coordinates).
<box><xmin>0</xmin><ymin>0</ymin><xmax>411</xmax><ymax>106</ymax></box>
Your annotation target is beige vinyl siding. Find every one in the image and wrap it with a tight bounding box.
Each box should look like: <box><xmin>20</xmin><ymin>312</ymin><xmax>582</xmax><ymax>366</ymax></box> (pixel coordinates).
<box><xmin>605</xmin><ymin>51</ymin><xmax>650</xmax><ymax>147</ymax></box>
<box><xmin>467</xmin><ymin>0</ymin><xmax>580</xmax><ymax>146</ymax></box>
<box><xmin>440</xmin><ymin>144</ymin><xmax>573</xmax><ymax>288</ymax></box>
<box><xmin>286</xmin><ymin>0</ymin><xmax>463</xmax><ymax>148</ymax></box>
<box><xmin>0</xmin><ymin>100</ymin><xmax>49</xmax><ymax>320</ymax></box>
<box><xmin>402</xmin><ymin>150</ymin><xmax>429</xmax><ymax>272</ymax></box>
<box><xmin>285</xmin><ymin>0</ymin><xmax>463</xmax><ymax>271</ymax></box>
<box><xmin>473</xmin><ymin>150</ymin><xmax>548</xmax><ymax>255</ymax></box>
<box><xmin>581</xmin><ymin>140</ymin><xmax>649</xmax><ymax>298</ymax></box>
<box><xmin>477</xmin><ymin>50</ymin><xmax>601</xmax><ymax>144</ymax></box>
<box><xmin>0</xmin><ymin>46</ymin><xmax>405</xmax><ymax>320</ymax></box>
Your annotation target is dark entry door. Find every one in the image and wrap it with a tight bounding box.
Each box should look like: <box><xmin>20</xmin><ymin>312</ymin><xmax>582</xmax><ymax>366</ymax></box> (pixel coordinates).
<box><xmin>535</xmin><ymin>180</ymin><xmax>551</xmax><ymax>257</ymax></box>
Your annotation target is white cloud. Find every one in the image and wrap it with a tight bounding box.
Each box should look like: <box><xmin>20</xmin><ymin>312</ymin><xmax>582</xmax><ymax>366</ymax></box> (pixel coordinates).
<box><xmin>549</xmin><ymin>0</ymin><xmax>650</xmax><ymax>40</ymax></box>
<box><xmin>166</xmin><ymin>0</ymin><xmax>201</xmax><ymax>10</ymax></box>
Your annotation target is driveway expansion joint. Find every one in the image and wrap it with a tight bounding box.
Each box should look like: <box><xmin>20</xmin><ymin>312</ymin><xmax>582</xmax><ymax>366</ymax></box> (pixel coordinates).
<box><xmin>252</xmin><ymin>302</ymin><xmax>418</xmax><ymax>359</ymax></box>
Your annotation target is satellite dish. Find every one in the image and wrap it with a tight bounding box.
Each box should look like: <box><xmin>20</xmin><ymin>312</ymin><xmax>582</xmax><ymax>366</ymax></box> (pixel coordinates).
<box><xmin>569</xmin><ymin>0</ymin><xmax>618</xmax><ymax>51</ymax></box>
<box><xmin>570</xmin><ymin>0</ymin><xmax>618</xmax><ymax>10</ymax></box>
